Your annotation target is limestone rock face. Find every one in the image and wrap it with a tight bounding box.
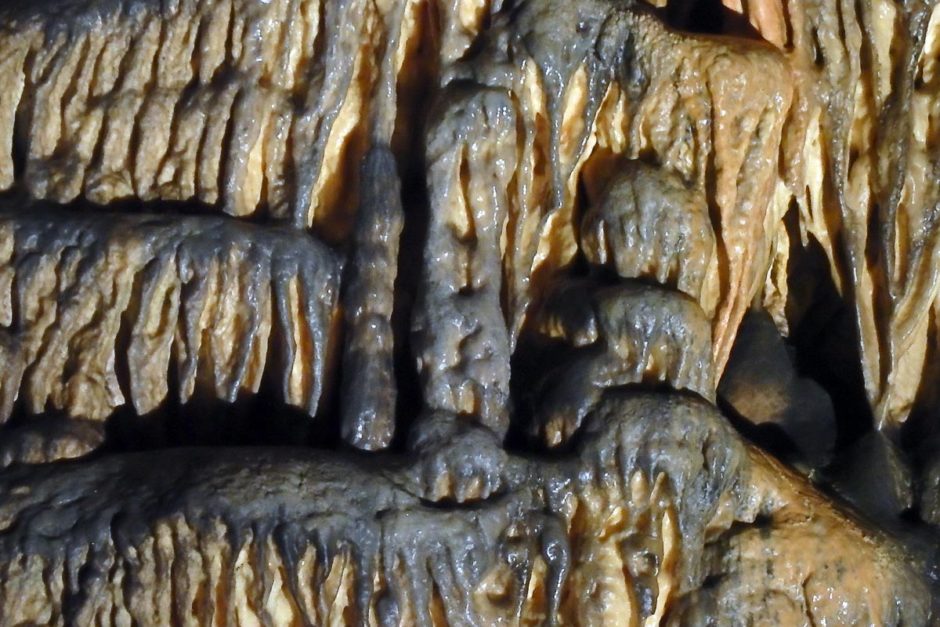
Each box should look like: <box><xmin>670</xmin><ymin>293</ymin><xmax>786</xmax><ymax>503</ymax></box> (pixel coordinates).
<box><xmin>0</xmin><ymin>206</ymin><xmax>343</xmax><ymax>422</ymax></box>
<box><xmin>0</xmin><ymin>0</ymin><xmax>936</xmax><ymax>623</ymax></box>
<box><xmin>0</xmin><ymin>393</ymin><xmax>929</xmax><ymax>626</ymax></box>
<box><xmin>718</xmin><ymin>0</ymin><xmax>940</xmax><ymax>432</ymax></box>
<box><xmin>0</xmin><ymin>0</ymin><xmax>462</xmax><ymax>239</ymax></box>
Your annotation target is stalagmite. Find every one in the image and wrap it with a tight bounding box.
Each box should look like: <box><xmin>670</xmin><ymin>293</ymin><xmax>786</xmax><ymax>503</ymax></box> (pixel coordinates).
<box><xmin>341</xmin><ymin>146</ymin><xmax>404</xmax><ymax>450</ymax></box>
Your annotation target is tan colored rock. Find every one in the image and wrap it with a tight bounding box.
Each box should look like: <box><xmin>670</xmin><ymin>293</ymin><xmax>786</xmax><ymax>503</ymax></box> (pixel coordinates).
<box><xmin>442</xmin><ymin>1</ymin><xmax>793</xmax><ymax>377</ymax></box>
<box><xmin>0</xmin><ymin>0</ymin><xmax>796</xmax><ymax>393</ymax></box>
<box><xmin>674</xmin><ymin>446</ymin><xmax>928</xmax><ymax>625</ymax></box>
<box><xmin>410</xmin><ymin>1</ymin><xmax>796</xmax><ymax>448</ymax></box>
<box><xmin>0</xmin><ymin>207</ymin><xmax>342</xmax><ymax>422</ymax></box>
<box><xmin>0</xmin><ymin>0</ymin><xmax>935</xmax><ymax>621</ymax></box>
<box><xmin>716</xmin><ymin>0</ymin><xmax>940</xmax><ymax>431</ymax></box>
<box><xmin>0</xmin><ymin>0</ymin><xmax>491</xmax><ymax>239</ymax></box>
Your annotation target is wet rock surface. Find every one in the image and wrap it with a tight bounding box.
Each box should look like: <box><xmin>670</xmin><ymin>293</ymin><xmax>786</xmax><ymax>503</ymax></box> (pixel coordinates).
<box><xmin>0</xmin><ymin>392</ymin><xmax>930</xmax><ymax>625</ymax></box>
<box><xmin>0</xmin><ymin>203</ymin><xmax>343</xmax><ymax>422</ymax></box>
<box><xmin>0</xmin><ymin>0</ymin><xmax>937</xmax><ymax>623</ymax></box>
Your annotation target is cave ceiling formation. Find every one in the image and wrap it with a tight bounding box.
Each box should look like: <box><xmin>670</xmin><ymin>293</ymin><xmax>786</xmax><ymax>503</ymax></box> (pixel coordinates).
<box><xmin>0</xmin><ymin>0</ymin><xmax>938</xmax><ymax>623</ymax></box>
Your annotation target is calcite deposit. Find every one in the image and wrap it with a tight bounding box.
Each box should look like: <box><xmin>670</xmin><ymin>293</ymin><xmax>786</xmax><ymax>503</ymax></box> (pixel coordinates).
<box><xmin>0</xmin><ymin>0</ymin><xmax>937</xmax><ymax>623</ymax></box>
<box><xmin>0</xmin><ymin>393</ymin><xmax>930</xmax><ymax>625</ymax></box>
<box><xmin>0</xmin><ymin>205</ymin><xmax>343</xmax><ymax>422</ymax></box>
<box><xmin>722</xmin><ymin>0</ymin><xmax>940</xmax><ymax>432</ymax></box>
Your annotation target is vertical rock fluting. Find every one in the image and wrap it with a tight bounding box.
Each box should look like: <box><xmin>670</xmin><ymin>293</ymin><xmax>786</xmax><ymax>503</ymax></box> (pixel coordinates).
<box><xmin>0</xmin><ymin>0</ymin><xmax>491</xmax><ymax>239</ymax></box>
<box><xmin>0</xmin><ymin>0</ymin><xmax>800</xmax><ymax>434</ymax></box>
<box><xmin>0</xmin><ymin>207</ymin><xmax>343</xmax><ymax>423</ymax></box>
<box><xmin>408</xmin><ymin>0</ymin><xmax>796</xmax><ymax>453</ymax></box>
<box><xmin>7</xmin><ymin>0</ymin><xmax>939</xmax><ymax>431</ymax></box>
<box><xmin>433</xmin><ymin>0</ymin><xmax>794</xmax><ymax>378</ymax></box>
<box><xmin>0</xmin><ymin>0</ymin><xmax>935</xmax><ymax>621</ymax></box>
<box><xmin>720</xmin><ymin>0</ymin><xmax>940</xmax><ymax>431</ymax></box>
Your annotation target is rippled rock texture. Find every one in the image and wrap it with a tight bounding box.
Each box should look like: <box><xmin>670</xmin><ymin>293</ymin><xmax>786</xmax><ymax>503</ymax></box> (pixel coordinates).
<box><xmin>0</xmin><ymin>0</ymin><xmax>937</xmax><ymax>623</ymax></box>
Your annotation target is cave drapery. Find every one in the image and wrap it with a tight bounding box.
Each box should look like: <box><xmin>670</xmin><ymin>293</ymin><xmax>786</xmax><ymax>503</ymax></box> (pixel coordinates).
<box><xmin>0</xmin><ymin>0</ymin><xmax>938</xmax><ymax>623</ymax></box>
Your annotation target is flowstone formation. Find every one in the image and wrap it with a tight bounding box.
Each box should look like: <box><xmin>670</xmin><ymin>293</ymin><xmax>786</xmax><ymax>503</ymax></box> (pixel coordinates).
<box><xmin>0</xmin><ymin>0</ymin><xmax>937</xmax><ymax>624</ymax></box>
